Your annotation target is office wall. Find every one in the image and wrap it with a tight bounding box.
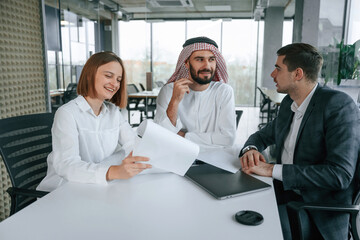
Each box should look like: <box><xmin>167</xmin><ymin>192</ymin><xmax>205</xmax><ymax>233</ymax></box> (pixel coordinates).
<box><xmin>0</xmin><ymin>0</ymin><xmax>48</xmax><ymax>220</ymax></box>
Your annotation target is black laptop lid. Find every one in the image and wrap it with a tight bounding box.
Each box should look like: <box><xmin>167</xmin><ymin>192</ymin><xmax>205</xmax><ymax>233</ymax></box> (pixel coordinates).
<box><xmin>185</xmin><ymin>162</ymin><xmax>271</xmax><ymax>200</ymax></box>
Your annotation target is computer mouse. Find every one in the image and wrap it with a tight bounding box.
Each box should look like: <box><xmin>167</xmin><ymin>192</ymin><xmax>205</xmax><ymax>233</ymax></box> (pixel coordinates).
<box><xmin>235</xmin><ymin>210</ymin><xmax>264</xmax><ymax>226</ymax></box>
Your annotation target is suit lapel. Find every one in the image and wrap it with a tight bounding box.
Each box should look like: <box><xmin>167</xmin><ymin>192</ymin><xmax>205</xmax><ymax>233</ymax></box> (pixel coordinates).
<box><xmin>295</xmin><ymin>85</ymin><xmax>321</xmax><ymax>145</ymax></box>
<box><xmin>275</xmin><ymin>85</ymin><xmax>322</xmax><ymax>164</ymax></box>
<box><xmin>291</xmin><ymin>85</ymin><xmax>322</xmax><ymax>165</ymax></box>
<box><xmin>276</xmin><ymin>100</ymin><xmax>295</xmax><ymax>164</ymax></box>
<box><xmin>279</xmin><ymin>113</ymin><xmax>294</xmax><ymax>146</ymax></box>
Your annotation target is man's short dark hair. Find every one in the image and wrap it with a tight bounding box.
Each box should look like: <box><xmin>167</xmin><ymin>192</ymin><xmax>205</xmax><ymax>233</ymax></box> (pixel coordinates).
<box><xmin>277</xmin><ymin>43</ymin><xmax>323</xmax><ymax>82</ymax></box>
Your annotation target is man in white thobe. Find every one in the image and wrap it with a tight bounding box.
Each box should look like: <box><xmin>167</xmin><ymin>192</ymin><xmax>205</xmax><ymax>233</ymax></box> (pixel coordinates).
<box><xmin>154</xmin><ymin>36</ymin><xmax>236</xmax><ymax>152</ymax></box>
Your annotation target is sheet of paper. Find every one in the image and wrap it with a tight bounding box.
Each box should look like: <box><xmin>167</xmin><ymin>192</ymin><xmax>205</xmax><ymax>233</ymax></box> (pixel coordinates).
<box><xmin>133</xmin><ymin>120</ymin><xmax>199</xmax><ymax>176</ymax></box>
<box><xmin>197</xmin><ymin>150</ymin><xmax>241</xmax><ymax>173</ymax></box>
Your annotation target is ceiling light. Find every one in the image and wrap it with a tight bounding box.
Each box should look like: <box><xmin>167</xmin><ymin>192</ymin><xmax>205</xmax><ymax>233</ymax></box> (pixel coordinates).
<box><xmin>122</xmin><ymin>7</ymin><xmax>151</xmax><ymax>13</ymax></box>
<box><xmin>145</xmin><ymin>19</ymin><xmax>165</xmax><ymax>23</ymax></box>
<box><xmin>60</xmin><ymin>20</ymin><xmax>70</xmax><ymax>26</ymax></box>
<box><xmin>148</xmin><ymin>0</ymin><xmax>194</xmax><ymax>8</ymax></box>
<box><xmin>204</xmin><ymin>5</ymin><xmax>231</xmax><ymax>11</ymax></box>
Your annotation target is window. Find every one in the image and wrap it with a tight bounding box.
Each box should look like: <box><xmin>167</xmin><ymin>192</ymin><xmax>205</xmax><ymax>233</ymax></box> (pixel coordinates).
<box><xmin>318</xmin><ymin>0</ymin><xmax>345</xmax><ymax>47</ymax></box>
<box><xmin>282</xmin><ymin>20</ymin><xmax>293</xmax><ymax>46</ymax></box>
<box><xmin>119</xmin><ymin>21</ymin><xmax>150</xmax><ymax>88</ymax></box>
<box><xmin>118</xmin><ymin>19</ymin><xmax>269</xmax><ymax>106</ymax></box>
<box><xmin>153</xmin><ymin>21</ymin><xmax>185</xmax><ymax>85</ymax></box>
<box><xmin>347</xmin><ymin>0</ymin><xmax>360</xmax><ymax>44</ymax></box>
<box><xmin>222</xmin><ymin>20</ymin><xmax>260</xmax><ymax>106</ymax></box>
<box><xmin>187</xmin><ymin>20</ymin><xmax>222</xmax><ymax>49</ymax></box>
<box><xmin>47</xmin><ymin>51</ymin><xmax>57</xmax><ymax>90</ymax></box>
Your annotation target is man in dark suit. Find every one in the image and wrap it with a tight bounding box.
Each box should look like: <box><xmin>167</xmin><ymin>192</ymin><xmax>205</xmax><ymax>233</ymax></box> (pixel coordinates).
<box><xmin>240</xmin><ymin>43</ymin><xmax>360</xmax><ymax>240</ymax></box>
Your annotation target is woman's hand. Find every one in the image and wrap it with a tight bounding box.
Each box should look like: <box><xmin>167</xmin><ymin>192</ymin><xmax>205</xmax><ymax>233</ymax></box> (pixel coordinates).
<box><xmin>106</xmin><ymin>152</ymin><xmax>152</xmax><ymax>180</ymax></box>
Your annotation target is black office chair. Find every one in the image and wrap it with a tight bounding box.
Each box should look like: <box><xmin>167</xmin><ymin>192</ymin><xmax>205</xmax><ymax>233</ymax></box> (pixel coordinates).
<box><xmin>139</xmin><ymin>83</ymin><xmax>146</xmax><ymax>91</ymax></box>
<box><xmin>139</xmin><ymin>83</ymin><xmax>157</xmax><ymax>109</ymax></box>
<box><xmin>127</xmin><ymin>83</ymin><xmax>156</xmax><ymax>125</ymax></box>
<box><xmin>139</xmin><ymin>99</ymin><xmax>156</xmax><ymax>122</ymax></box>
<box><xmin>257</xmin><ymin>87</ymin><xmax>278</xmax><ymax>129</ymax></box>
<box><xmin>63</xmin><ymin>83</ymin><xmax>78</xmax><ymax>104</ymax></box>
<box><xmin>0</xmin><ymin>113</ymin><xmax>53</xmax><ymax>215</ymax></box>
<box><xmin>286</xmin><ymin>155</ymin><xmax>360</xmax><ymax>240</ymax></box>
<box><xmin>139</xmin><ymin>82</ymin><xmax>156</xmax><ymax>121</ymax></box>
<box><xmin>127</xmin><ymin>83</ymin><xmax>143</xmax><ymax>125</ymax></box>
<box><xmin>236</xmin><ymin>110</ymin><xmax>243</xmax><ymax>128</ymax></box>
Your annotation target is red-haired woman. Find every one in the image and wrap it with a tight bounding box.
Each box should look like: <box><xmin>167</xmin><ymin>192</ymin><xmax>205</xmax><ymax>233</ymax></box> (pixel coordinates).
<box><xmin>38</xmin><ymin>52</ymin><xmax>151</xmax><ymax>192</ymax></box>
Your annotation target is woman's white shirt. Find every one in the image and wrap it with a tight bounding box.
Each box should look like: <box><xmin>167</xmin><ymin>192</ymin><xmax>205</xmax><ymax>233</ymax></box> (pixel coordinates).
<box><xmin>37</xmin><ymin>96</ymin><xmax>136</xmax><ymax>191</ymax></box>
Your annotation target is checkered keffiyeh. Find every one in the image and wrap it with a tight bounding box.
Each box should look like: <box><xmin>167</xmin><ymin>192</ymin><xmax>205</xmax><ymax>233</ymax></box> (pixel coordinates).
<box><xmin>167</xmin><ymin>42</ymin><xmax>228</xmax><ymax>83</ymax></box>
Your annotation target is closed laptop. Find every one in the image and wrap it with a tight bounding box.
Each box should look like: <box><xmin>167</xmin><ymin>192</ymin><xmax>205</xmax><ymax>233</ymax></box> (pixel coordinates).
<box><xmin>185</xmin><ymin>162</ymin><xmax>271</xmax><ymax>200</ymax></box>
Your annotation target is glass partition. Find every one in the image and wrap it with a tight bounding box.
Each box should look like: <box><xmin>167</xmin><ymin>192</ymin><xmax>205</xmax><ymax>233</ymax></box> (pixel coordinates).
<box><xmin>318</xmin><ymin>0</ymin><xmax>346</xmax><ymax>85</ymax></box>
<box><xmin>45</xmin><ymin>2</ymin><xmax>98</xmax><ymax>92</ymax></box>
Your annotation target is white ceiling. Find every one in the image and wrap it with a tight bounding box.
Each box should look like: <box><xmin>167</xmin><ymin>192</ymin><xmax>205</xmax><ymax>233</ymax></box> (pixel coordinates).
<box><xmin>115</xmin><ymin>0</ymin><xmax>296</xmax><ymax>20</ymax></box>
<box><xmin>45</xmin><ymin>0</ymin><xmax>296</xmax><ymax>21</ymax></box>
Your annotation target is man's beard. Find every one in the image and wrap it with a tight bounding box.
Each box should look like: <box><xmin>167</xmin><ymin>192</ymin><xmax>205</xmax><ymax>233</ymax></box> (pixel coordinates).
<box><xmin>189</xmin><ymin>63</ymin><xmax>215</xmax><ymax>85</ymax></box>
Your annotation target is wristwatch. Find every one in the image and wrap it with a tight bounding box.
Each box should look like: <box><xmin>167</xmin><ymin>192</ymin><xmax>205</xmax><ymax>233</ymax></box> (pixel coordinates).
<box><xmin>241</xmin><ymin>145</ymin><xmax>258</xmax><ymax>155</ymax></box>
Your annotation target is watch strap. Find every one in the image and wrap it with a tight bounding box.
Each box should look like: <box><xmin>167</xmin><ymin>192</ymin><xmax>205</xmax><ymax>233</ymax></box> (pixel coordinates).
<box><xmin>241</xmin><ymin>145</ymin><xmax>258</xmax><ymax>155</ymax></box>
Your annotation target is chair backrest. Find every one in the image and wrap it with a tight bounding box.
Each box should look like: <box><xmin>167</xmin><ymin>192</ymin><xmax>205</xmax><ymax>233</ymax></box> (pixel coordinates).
<box><xmin>236</xmin><ymin>110</ymin><xmax>243</xmax><ymax>127</ymax></box>
<box><xmin>0</xmin><ymin>113</ymin><xmax>54</xmax><ymax>212</ymax></box>
<box><xmin>66</xmin><ymin>83</ymin><xmax>77</xmax><ymax>91</ymax></box>
<box><xmin>352</xmin><ymin>188</ymin><xmax>360</xmax><ymax>240</ymax></box>
<box><xmin>257</xmin><ymin>87</ymin><xmax>271</xmax><ymax>110</ymax></box>
<box><xmin>257</xmin><ymin>87</ymin><xmax>270</xmax><ymax>101</ymax></box>
<box><xmin>139</xmin><ymin>83</ymin><xmax>146</xmax><ymax>91</ymax></box>
<box><xmin>127</xmin><ymin>83</ymin><xmax>139</xmax><ymax>94</ymax></box>
<box><xmin>63</xmin><ymin>83</ymin><xmax>78</xmax><ymax>103</ymax></box>
<box><xmin>345</xmin><ymin>153</ymin><xmax>360</xmax><ymax>240</ymax></box>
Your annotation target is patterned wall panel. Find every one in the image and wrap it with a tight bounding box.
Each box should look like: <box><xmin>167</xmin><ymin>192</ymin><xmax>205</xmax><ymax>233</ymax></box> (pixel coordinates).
<box><xmin>0</xmin><ymin>0</ymin><xmax>47</xmax><ymax>221</ymax></box>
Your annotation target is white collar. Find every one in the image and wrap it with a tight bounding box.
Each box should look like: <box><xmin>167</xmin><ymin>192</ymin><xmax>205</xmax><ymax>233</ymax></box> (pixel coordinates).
<box><xmin>290</xmin><ymin>83</ymin><xmax>318</xmax><ymax>118</ymax></box>
<box><xmin>75</xmin><ymin>96</ymin><xmax>109</xmax><ymax>116</ymax></box>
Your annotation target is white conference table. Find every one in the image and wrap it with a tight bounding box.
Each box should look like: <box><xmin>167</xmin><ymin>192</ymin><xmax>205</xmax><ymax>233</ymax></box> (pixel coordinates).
<box><xmin>128</xmin><ymin>90</ymin><xmax>159</xmax><ymax>99</ymax></box>
<box><xmin>0</xmin><ymin>173</ymin><xmax>283</xmax><ymax>240</ymax></box>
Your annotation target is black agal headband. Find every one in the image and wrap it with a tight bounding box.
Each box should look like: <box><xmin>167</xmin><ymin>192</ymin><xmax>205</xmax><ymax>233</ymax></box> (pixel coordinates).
<box><xmin>182</xmin><ymin>37</ymin><xmax>218</xmax><ymax>48</ymax></box>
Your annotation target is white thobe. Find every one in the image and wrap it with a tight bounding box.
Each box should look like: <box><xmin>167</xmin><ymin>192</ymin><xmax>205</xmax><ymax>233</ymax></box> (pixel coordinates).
<box><xmin>154</xmin><ymin>81</ymin><xmax>236</xmax><ymax>152</ymax></box>
<box><xmin>37</xmin><ymin>96</ymin><xmax>136</xmax><ymax>191</ymax></box>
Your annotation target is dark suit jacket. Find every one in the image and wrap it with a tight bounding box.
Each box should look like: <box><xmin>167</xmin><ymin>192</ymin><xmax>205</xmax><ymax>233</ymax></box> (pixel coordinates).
<box><xmin>243</xmin><ymin>85</ymin><xmax>360</xmax><ymax>239</ymax></box>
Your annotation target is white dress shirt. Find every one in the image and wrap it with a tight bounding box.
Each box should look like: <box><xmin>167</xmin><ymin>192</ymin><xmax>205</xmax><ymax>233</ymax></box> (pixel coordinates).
<box><xmin>154</xmin><ymin>81</ymin><xmax>236</xmax><ymax>152</ymax></box>
<box><xmin>37</xmin><ymin>96</ymin><xmax>136</xmax><ymax>191</ymax></box>
<box><xmin>272</xmin><ymin>84</ymin><xmax>318</xmax><ymax>181</ymax></box>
